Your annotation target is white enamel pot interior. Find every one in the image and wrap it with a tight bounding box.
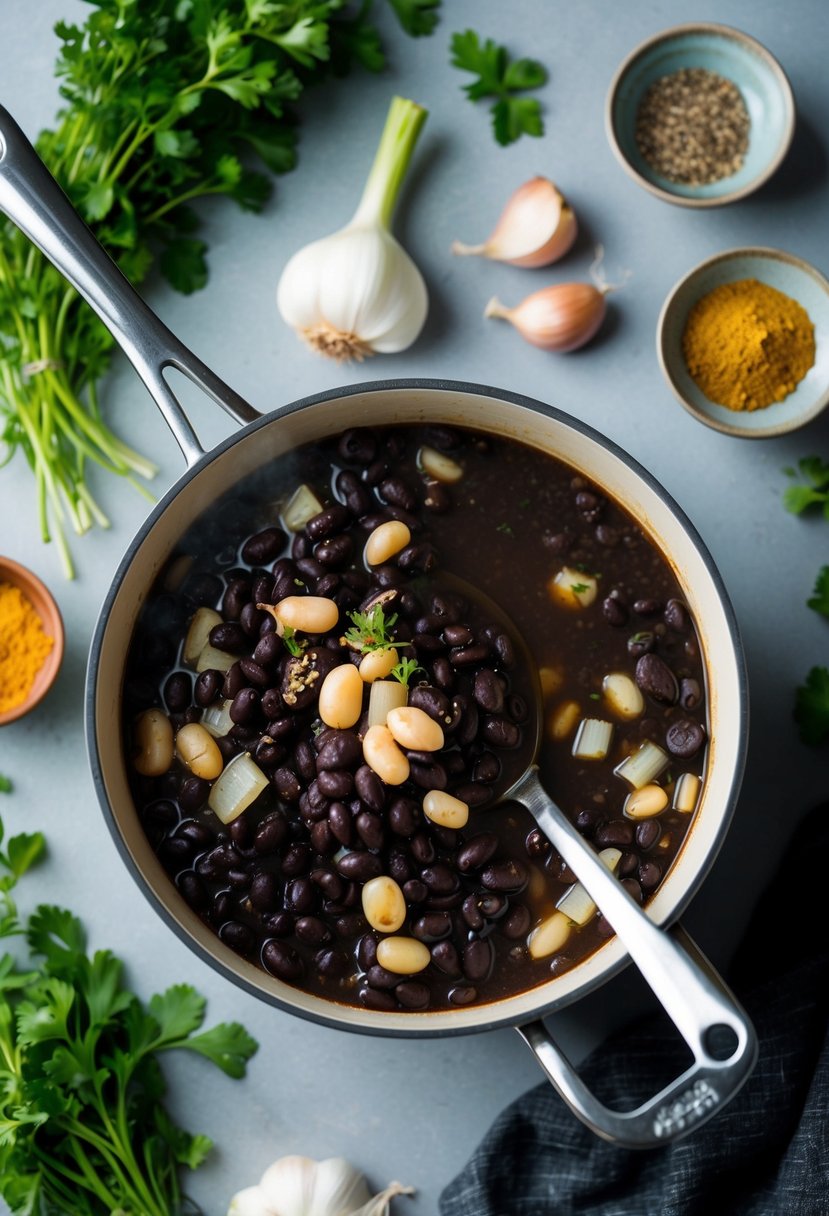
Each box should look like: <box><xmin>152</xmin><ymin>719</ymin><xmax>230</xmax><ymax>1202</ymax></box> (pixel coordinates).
<box><xmin>88</xmin><ymin>378</ymin><xmax>748</xmax><ymax>1039</ymax></box>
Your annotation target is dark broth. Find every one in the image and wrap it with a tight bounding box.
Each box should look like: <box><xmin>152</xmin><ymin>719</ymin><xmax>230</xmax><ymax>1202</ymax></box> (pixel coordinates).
<box><xmin>124</xmin><ymin>424</ymin><xmax>708</xmax><ymax>1012</ymax></box>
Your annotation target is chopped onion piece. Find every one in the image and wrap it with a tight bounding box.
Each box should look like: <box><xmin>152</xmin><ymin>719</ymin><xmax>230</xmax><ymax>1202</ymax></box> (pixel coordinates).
<box><xmin>548</xmin><ymin>566</ymin><xmax>598</xmax><ymax>609</ymax></box>
<box><xmin>673</xmin><ymin>772</ymin><xmax>701</xmax><ymax>814</ymax></box>
<box><xmin>208</xmin><ymin>753</ymin><xmax>268</xmax><ymax>824</ymax></box>
<box><xmin>602</xmin><ymin>672</ymin><xmax>644</xmax><ymax>719</ymax></box>
<box><xmin>556</xmin><ymin>847</ymin><xmax>622</xmax><ymax>926</ymax></box>
<box><xmin>572</xmin><ymin>717</ymin><xmax>614</xmax><ymax>760</ymax></box>
<box><xmin>195</xmin><ymin>643</ymin><xmax>237</xmax><ymax>674</ymax></box>
<box><xmin>368</xmin><ymin>678</ymin><xmax>408</xmax><ymax>727</ymax></box>
<box><xmin>182</xmin><ymin>607</ymin><xmax>222</xmax><ymax>666</ymax></box>
<box><xmin>201</xmin><ymin>699</ymin><xmax>234</xmax><ymax>738</ymax></box>
<box><xmin>283</xmin><ymin>483</ymin><xmax>324</xmax><ymax>532</ymax></box>
<box><xmin>614</xmin><ymin>740</ymin><xmax>669</xmax><ymax>789</ymax></box>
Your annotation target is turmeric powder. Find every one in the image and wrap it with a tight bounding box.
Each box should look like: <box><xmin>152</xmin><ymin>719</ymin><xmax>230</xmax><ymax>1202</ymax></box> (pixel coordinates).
<box><xmin>682</xmin><ymin>278</ymin><xmax>815</xmax><ymax>412</ymax></box>
<box><xmin>0</xmin><ymin>582</ymin><xmax>54</xmax><ymax>714</ymax></box>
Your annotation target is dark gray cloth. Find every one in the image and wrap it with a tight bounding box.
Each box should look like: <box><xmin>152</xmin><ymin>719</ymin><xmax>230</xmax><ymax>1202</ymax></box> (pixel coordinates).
<box><xmin>440</xmin><ymin>806</ymin><xmax>829</xmax><ymax>1216</ymax></box>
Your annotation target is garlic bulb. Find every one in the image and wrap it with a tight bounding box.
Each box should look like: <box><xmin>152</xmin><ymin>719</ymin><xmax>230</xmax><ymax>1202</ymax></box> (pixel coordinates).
<box><xmin>277</xmin><ymin>97</ymin><xmax>428</xmax><ymax>362</ymax></box>
<box><xmin>452</xmin><ymin>176</ymin><xmax>577</xmax><ymax>268</ymax></box>
<box><xmin>227</xmin><ymin>1155</ymin><xmax>414</xmax><ymax>1216</ymax></box>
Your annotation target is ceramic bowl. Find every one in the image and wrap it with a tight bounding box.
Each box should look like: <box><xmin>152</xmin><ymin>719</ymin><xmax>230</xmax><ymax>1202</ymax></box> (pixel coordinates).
<box><xmin>657</xmin><ymin>247</ymin><xmax>829</xmax><ymax>437</ymax></box>
<box><xmin>0</xmin><ymin>556</ymin><xmax>64</xmax><ymax>725</ymax></box>
<box><xmin>606</xmin><ymin>23</ymin><xmax>795</xmax><ymax>207</ymax></box>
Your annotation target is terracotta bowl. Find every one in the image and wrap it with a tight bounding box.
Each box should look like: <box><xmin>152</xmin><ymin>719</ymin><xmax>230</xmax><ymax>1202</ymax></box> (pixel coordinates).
<box><xmin>0</xmin><ymin>556</ymin><xmax>64</xmax><ymax>725</ymax></box>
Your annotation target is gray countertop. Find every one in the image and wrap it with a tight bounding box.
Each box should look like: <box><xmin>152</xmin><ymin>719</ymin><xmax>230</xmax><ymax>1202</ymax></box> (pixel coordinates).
<box><xmin>1</xmin><ymin>1</ymin><xmax>828</xmax><ymax>1212</ymax></box>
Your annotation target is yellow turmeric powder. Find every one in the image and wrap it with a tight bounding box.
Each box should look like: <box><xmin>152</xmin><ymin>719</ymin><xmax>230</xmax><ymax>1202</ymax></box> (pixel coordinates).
<box><xmin>682</xmin><ymin>278</ymin><xmax>815</xmax><ymax>412</ymax></box>
<box><xmin>0</xmin><ymin>582</ymin><xmax>54</xmax><ymax>714</ymax></box>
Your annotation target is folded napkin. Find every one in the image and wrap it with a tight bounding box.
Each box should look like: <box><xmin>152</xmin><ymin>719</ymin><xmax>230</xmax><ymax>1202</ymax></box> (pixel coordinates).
<box><xmin>440</xmin><ymin>806</ymin><xmax>829</xmax><ymax>1216</ymax></box>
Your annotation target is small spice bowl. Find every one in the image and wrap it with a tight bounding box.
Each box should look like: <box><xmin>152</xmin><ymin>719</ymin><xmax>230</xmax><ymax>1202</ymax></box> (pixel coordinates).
<box><xmin>0</xmin><ymin>556</ymin><xmax>64</xmax><ymax>726</ymax></box>
<box><xmin>657</xmin><ymin>247</ymin><xmax>829</xmax><ymax>438</ymax></box>
<box><xmin>606</xmin><ymin>23</ymin><xmax>795</xmax><ymax>207</ymax></box>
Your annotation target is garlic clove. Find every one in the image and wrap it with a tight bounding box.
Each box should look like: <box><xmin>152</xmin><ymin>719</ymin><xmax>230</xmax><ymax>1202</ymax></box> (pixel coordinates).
<box><xmin>258</xmin><ymin>1155</ymin><xmax>371</xmax><ymax>1216</ymax></box>
<box><xmin>485</xmin><ymin>282</ymin><xmax>607</xmax><ymax>352</ymax></box>
<box><xmin>452</xmin><ymin>176</ymin><xmax>577</xmax><ymax>268</ymax></box>
<box><xmin>227</xmin><ymin>1186</ymin><xmax>274</xmax><ymax>1216</ymax></box>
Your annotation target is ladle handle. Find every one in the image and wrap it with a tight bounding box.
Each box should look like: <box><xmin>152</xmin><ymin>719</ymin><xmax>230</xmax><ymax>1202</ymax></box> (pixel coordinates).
<box><xmin>511</xmin><ymin>767</ymin><xmax>757</xmax><ymax>1147</ymax></box>
<box><xmin>0</xmin><ymin>104</ymin><xmax>259</xmax><ymax>468</ymax></box>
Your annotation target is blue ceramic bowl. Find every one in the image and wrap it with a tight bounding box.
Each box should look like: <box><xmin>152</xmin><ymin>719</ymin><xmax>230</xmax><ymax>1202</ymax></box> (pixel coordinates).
<box><xmin>606</xmin><ymin>23</ymin><xmax>795</xmax><ymax>206</ymax></box>
<box><xmin>657</xmin><ymin>248</ymin><xmax>829</xmax><ymax>437</ymax></box>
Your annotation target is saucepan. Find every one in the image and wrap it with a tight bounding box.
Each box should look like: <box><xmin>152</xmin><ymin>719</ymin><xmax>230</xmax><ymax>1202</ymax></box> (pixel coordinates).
<box><xmin>0</xmin><ymin>104</ymin><xmax>754</xmax><ymax>1148</ymax></box>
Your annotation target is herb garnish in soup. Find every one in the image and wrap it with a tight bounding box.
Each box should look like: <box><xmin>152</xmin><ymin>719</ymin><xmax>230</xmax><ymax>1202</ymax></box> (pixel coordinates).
<box><xmin>124</xmin><ymin>425</ymin><xmax>708</xmax><ymax>1013</ymax></box>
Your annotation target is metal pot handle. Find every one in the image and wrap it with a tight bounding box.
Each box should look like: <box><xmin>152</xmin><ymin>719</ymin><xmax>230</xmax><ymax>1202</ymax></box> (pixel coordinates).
<box><xmin>516</xmin><ymin>923</ymin><xmax>755</xmax><ymax>1149</ymax></box>
<box><xmin>0</xmin><ymin>104</ymin><xmax>258</xmax><ymax>468</ymax></box>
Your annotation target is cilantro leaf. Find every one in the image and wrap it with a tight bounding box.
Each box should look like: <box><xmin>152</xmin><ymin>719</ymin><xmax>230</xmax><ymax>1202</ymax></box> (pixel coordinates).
<box><xmin>450</xmin><ymin>29</ymin><xmax>547</xmax><ymax>145</ymax></box>
<box><xmin>794</xmin><ymin>666</ymin><xmax>829</xmax><ymax>745</ymax></box>
<box><xmin>387</xmin><ymin>0</ymin><xmax>441</xmax><ymax>37</ymax></box>
<box><xmin>783</xmin><ymin>456</ymin><xmax>829</xmax><ymax>514</ymax></box>
<box><xmin>808</xmin><ymin>566</ymin><xmax>829</xmax><ymax>618</ymax></box>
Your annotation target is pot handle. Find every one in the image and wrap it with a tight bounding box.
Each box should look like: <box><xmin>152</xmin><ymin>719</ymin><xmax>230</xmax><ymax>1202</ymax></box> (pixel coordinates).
<box><xmin>0</xmin><ymin>104</ymin><xmax>258</xmax><ymax>468</ymax></box>
<box><xmin>516</xmin><ymin>924</ymin><xmax>756</xmax><ymax>1148</ymax></box>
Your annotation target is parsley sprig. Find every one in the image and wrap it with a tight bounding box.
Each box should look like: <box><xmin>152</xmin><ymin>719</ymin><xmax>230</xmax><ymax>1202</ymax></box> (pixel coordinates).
<box><xmin>343</xmin><ymin>603</ymin><xmax>402</xmax><ymax>653</ymax></box>
<box><xmin>391</xmin><ymin>657</ymin><xmax>423</xmax><ymax>687</ymax></box>
<box><xmin>0</xmin><ymin>810</ymin><xmax>257</xmax><ymax>1215</ymax></box>
<box><xmin>388</xmin><ymin>0</ymin><xmax>441</xmax><ymax>36</ymax></box>
<box><xmin>450</xmin><ymin>29</ymin><xmax>548</xmax><ymax>145</ymax></box>
<box><xmin>808</xmin><ymin>566</ymin><xmax>829</xmax><ymax>619</ymax></box>
<box><xmin>783</xmin><ymin>456</ymin><xmax>829</xmax><ymax>518</ymax></box>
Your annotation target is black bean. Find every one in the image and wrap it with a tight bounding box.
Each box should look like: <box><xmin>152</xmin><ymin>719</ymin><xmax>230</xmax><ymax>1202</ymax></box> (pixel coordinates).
<box><xmin>621</xmin><ymin>878</ymin><xmax>643</xmax><ymax>904</ymax></box>
<box><xmin>354</xmin><ymin>765</ymin><xmax>385</xmax><ymax>812</ymax></box>
<box><xmin>412</xmin><ymin>912</ymin><xmax>452</xmax><ymax>942</ymax></box>
<box><xmin>633</xmin><ymin>598</ymin><xmax>662</xmax><ymax>616</ymax></box>
<box><xmin>315</xmin><ymin>534</ymin><xmax>353</xmax><ymax>568</ymax></box>
<box><xmin>284</xmin><ymin>877</ymin><xmax>317</xmax><ymax>914</ymax></box>
<box><xmin>664</xmin><ymin>598</ymin><xmax>689</xmax><ymax>632</ymax></box>
<box><xmin>679</xmin><ymin>678</ymin><xmax>702</xmax><ymax>711</ymax></box>
<box><xmin>618</xmin><ymin>851</ymin><xmax>639</xmax><ymax>877</ymax></box>
<box><xmin>325</xmin><ymin>802</ymin><xmax>352</xmax><ymax>847</ymax></box>
<box><xmin>471</xmin><ymin>752</ymin><xmax>500</xmax><ymax>784</ymax></box>
<box><xmin>635</xmin><ymin>820</ymin><xmax>662</xmax><ymax>851</ymax></box>
<box><xmin>317</xmin><ymin>732</ymin><xmax>363</xmax><ymax>771</ymax></box>
<box><xmin>294</xmin><ymin>740</ymin><xmax>317</xmax><ymax>783</ymax></box>
<box><xmin>431</xmin><ymin>656</ymin><xmax>455</xmax><ymax>691</ymax></box>
<box><xmin>222</xmin><ymin>662</ymin><xmax>247</xmax><ymax>699</ymax></box>
<box><xmin>254</xmin><ymin>738</ymin><xmax>284</xmax><ymax>769</ymax></box>
<box><xmin>639</xmin><ymin>860</ymin><xmax>662</xmax><ymax>892</ymax></box>
<box><xmin>315</xmin><ymin>769</ymin><xmax>351</xmax><ymax>800</ymax></box>
<box><xmin>177</xmin><ymin>871</ymin><xmax>209</xmax><ymax>910</ymax></box>
<box><xmin>242</xmin><ymin>528</ymin><xmax>285</xmax><ymax>564</ymax></box>
<box><xmin>595</xmin><ymin>820</ymin><xmax>635</xmax><ymax>848</ymax></box>
<box><xmin>194</xmin><ymin>669</ymin><xmax>222</xmax><ymax>707</ymax></box>
<box><xmin>403</xmin><ymin>879</ymin><xmax>428</xmax><ymax>903</ymax></box>
<box><xmin>409</xmin><ymin>759</ymin><xmax>447</xmax><ymax>790</ymax></box>
<box><xmin>238</xmin><ymin>658</ymin><xmax>270</xmax><ymax>688</ymax></box>
<box><xmin>183</xmin><ymin>571</ymin><xmax>222</xmax><ymax>608</ymax></box>
<box><xmin>230</xmin><ymin>687</ymin><xmax>260</xmax><ymax>725</ymax></box>
<box><xmin>481</xmin><ymin>859</ymin><xmax>528</xmax><ymax>893</ymax></box>
<box><xmin>253</xmin><ymin>634</ymin><xmax>281</xmax><ymax>668</ymax></box>
<box><xmin>249</xmin><ymin>871</ymin><xmax>280</xmax><ymax>911</ymax></box>
<box><xmin>366</xmin><ymin>964</ymin><xmax>400</xmax><ymax>991</ymax></box>
<box><xmin>359</xmin><ymin>985</ymin><xmax>397</xmax><ymax>1011</ymax></box>
<box><xmin>443</xmin><ymin>624</ymin><xmax>474</xmax><ymax>647</ymax></box>
<box><xmin>635</xmin><ymin>653</ymin><xmax>679</xmax><ymax>705</ymax></box>
<box><xmin>315</xmin><ymin>948</ymin><xmax>349</xmax><ymax>978</ymax></box>
<box><xmin>501</xmin><ymin>903</ymin><xmax>531</xmax><ymax>939</ymax></box>
<box><xmin>457</xmin><ymin>833</ymin><xmax>499</xmax><ymax>872</ymax></box>
<box><xmin>387</xmin><ymin>849</ymin><xmax>413</xmax><ymax>885</ymax></box>
<box><xmin>463</xmin><ymin>938</ymin><xmax>494</xmax><ymax>982</ymax></box>
<box><xmin>461</xmin><ymin>894</ymin><xmax>484</xmax><ymax>931</ymax></box>
<box><xmin>334</xmin><ymin>911</ymin><xmax>368</xmax><ymax>938</ymax></box>
<box><xmin>450</xmin><ymin>643</ymin><xmax>490</xmax><ymax>668</ymax></box>
<box><xmin>388</xmin><ymin>796</ymin><xmax>421</xmax><ymax>837</ymax></box>
<box><xmin>220</xmin><ymin>921</ymin><xmax>255</xmax><ymax>953</ymax></box>
<box><xmin>410</xmin><ymin>832</ymin><xmax>436</xmax><ymax>865</ymax></box>
<box><xmin>423</xmin><ymin>481</ymin><xmax>451</xmax><ymax>513</ymax></box>
<box><xmin>261</xmin><ymin>687</ymin><xmax>286</xmax><ymax>720</ymax></box>
<box><xmin>336</xmin><ymin>851</ymin><xmax>383</xmax><ymax>883</ymax></box>
<box><xmin>307</xmin><ymin>504</ymin><xmax>351</xmax><ymax>541</ymax></box>
<box><xmin>295</xmin><ymin>915</ymin><xmax>331</xmax><ymax>946</ymax></box>
<box><xmin>602</xmin><ymin>594</ymin><xmax>629</xmax><ymax>627</ymax></box>
<box><xmin>311</xmin><ymin>868</ymin><xmax>344</xmax><ymax>902</ymax></box>
<box><xmin>478</xmin><ymin>892</ymin><xmax>508</xmax><ymax>919</ymax></box>
<box><xmin>666</xmin><ymin>719</ymin><xmax>706</xmax><ymax>758</ymax></box>
<box><xmin>473</xmin><ymin>669</ymin><xmax>505</xmax><ymax>714</ymax></box>
<box><xmin>263</xmin><ymin>910</ymin><xmax>293</xmax><ymax>937</ymax></box>
<box><xmin>482</xmin><ymin>714</ymin><xmax>520</xmax><ymax>749</ymax></box>
<box><xmin>421</xmin><ymin>863</ymin><xmax>458</xmax><ymax>896</ymax></box>
<box><xmin>178</xmin><ymin>776</ymin><xmax>210</xmax><ymax>813</ymax></box>
<box><xmin>281</xmin><ymin>843</ymin><xmax>312</xmax><ymax>876</ymax></box>
<box><xmin>310</xmin><ymin>821</ymin><xmax>337</xmax><ymax>855</ymax></box>
<box><xmin>449</xmin><ymin>985</ymin><xmax>478</xmax><ymax>1006</ymax></box>
<box><xmin>239</xmin><ymin>602</ymin><xmax>266</xmax><ymax>638</ymax></box>
<box><xmin>209</xmin><ymin>622</ymin><xmax>248</xmax><ymax>655</ymax></box>
<box><xmin>627</xmin><ymin>631</ymin><xmax>655</xmax><ymax>657</ymax></box>
<box><xmin>338</xmin><ymin>428</ymin><xmax>377</xmax><ymax>465</ymax></box>
<box><xmin>164</xmin><ymin>671</ymin><xmax>191</xmax><ymax>713</ymax></box>
<box><xmin>356</xmin><ymin>933</ymin><xmax>378</xmax><ymax>970</ymax></box>
<box><xmin>494</xmin><ymin>633</ymin><xmax>515</xmax><ymax>667</ymax></box>
<box><xmin>395</xmin><ymin>981</ymin><xmax>430</xmax><ymax>1010</ymax></box>
<box><xmin>430</xmin><ymin>940</ymin><xmax>462</xmax><ymax>976</ymax></box>
<box><xmin>355</xmin><ymin>811</ymin><xmax>385</xmax><ymax>851</ymax></box>
<box><xmin>525</xmin><ymin>828</ymin><xmax>550</xmax><ymax>858</ymax></box>
<box><xmin>262</xmin><ymin>939</ymin><xmax>302</xmax><ymax>981</ymax></box>
<box><xmin>451</xmin><ymin>781</ymin><xmax>493</xmax><ymax>809</ymax></box>
<box><xmin>596</xmin><ymin>524</ymin><xmax>619</xmax><ymax>547</ymax></box>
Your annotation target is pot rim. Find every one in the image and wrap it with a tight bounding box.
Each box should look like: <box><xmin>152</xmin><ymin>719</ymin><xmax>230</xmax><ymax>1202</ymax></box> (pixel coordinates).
<box><xmin>86</xmin><ymin>376</ymin><xmax>748</xmax><ymax>1039</ymax></box>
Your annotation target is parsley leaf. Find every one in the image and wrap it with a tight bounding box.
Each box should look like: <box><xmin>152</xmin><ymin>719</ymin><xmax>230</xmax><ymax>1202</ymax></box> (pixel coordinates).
<box><xmin>794</xmin><ymin>666</ymin><xmax>829</xmax><ymax>745</ymax></box>
<box><xmin>387</xmin><ymin>0</ymin><xmax>441</xmax><ymax>37</ymax></box>
<box><xmin>808</xmin><ymin>566</ymin><xmax>829</xmax><ymax>618</ymax></box>
<box><xmin>391</xmin><ymin>657</ymin><xmax>423</xmax><ymax>687</ymax></box>
<box><xmin>450</xmin><ymin>29</ymin><xmax>547</xmax><ymax>146</ymax></box>
<box><xmin>344</xmin><ymin>604</ymin><xmax>401</xmax><ymax>652</ymax></box>
<box><xmin>783</xmin><ymin>455</ymin><xmax>829</xmax><ymax>518</ymax></box>
<box><xmin>0</xmin><ymin>775</ymin><xmax>11</xmax><ymax>794</ymax></box>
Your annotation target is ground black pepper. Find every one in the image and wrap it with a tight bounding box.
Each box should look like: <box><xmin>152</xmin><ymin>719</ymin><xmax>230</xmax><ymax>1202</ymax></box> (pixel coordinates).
<box><xmin>635</xmin><ymin>66</ymin><xmax>750</xmax><ymax>186</ymax></box>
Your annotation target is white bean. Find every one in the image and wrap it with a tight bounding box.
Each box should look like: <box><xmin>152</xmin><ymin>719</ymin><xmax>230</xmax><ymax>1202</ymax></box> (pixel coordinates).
<box><xmin>274</xmin><ymin>595</ymin><xmax>339</xmax><ymax>634</ymax></box>
<box><xmin>528</xmin><ymin>910</ymin><xmax>572</xmax><ymax>959</ymax></box>
<box><xmin>376</xmin><ymin>936</ymin><xmax>431</xmax><ymax>975</ymax></box>
<box><xmin>548</xmin><ymin>699</ymin><xmax>580</xmax><ymax>741</ymax></box>
<box><xmin>359</xmin><ymin>647</ymin><xmax>398</xmax><ymax>683</ymax></box>
<box><xmin>422</xmin><ymin>790</ymin><xmax>469</xmax><ymax>829</ymax></box>
<box><xmin>176</xmin><ymin>722</ymin><xmax>224</xmax><ymax>780</ymax></box>
<box><xmin>602</xmin><ymin>672</ymin><xmax>644</xmax><ymax>719</ymax></box>
<box><xmin>418</xmin><ymin>444</ymin><xmax>463</xmax><ymax>483</ymax></box>
<box><xmin>362</xmin><ymin>724</ymin><xmax>410</xmax><ymax>785</ymax></box>
<box><xmin>133</xmin><ymin>709</ymin><xmax>174</xmax><ymax>777</ymax></box>
<box><xmin>386</xmin><ymin>705</ymin><xmax>444</xmax><ymax>752</ymax></box>
<box><xmin>624</xmin><ymin>783</ymin><xmax>669</xmax><ymax>820</ymax></box>
<box><xmin>318</xmin><ymin>663</ymin><xmax>364</xmax><ymax>729</ymax></box>
<box><xmin>364</xmin><ymin>520</ymin><xmax>411</xmax><ymax>566</ymax></box>
<box><xmin>362</xmin><ymin>876</ymin><xmax>407</xmax><ymax>933</ymax></box>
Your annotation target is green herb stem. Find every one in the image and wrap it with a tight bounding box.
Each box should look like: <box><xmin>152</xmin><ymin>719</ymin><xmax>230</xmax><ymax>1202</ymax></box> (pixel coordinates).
<box><xmin>351</xmin><ymin>96</ymin><xmax>427</xmax><ymax>230</ymax></box>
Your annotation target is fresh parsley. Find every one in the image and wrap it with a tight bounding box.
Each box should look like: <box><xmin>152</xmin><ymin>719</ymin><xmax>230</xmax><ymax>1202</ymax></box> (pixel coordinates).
<box><xmin>0</xmin><ymin>774</ymin><xmax>11</xmax><ymax>794</ymax></box>
<box><xmin>387</xmin><ymin>0</ymin><xmax>441</xmax><ymax>37</ymax></box>
<box><xmin>450</xmin><ymin>29</ymin><xmax>547</xmax><ymax>146</ymax></box>
<box><xmin>282</xmin><ymin>625</ymin><xmax>306</xmax><ymax>657</ymax></box>
<box><xmin>808</xmin><ymin>566</ymin><xmax>829</xmax><ymax>619</ymax></box>
<box><xmin>344</xmin><ymin>604</ymin><xmax>401</xmax><ymax>653</ymax></box>
<box><xmin>391</xmin><ymin>657</ymin><xmax>423</xmax><ymax>687</ymax></box>
<box><xmin>783</xmin><ymin>456</ymin><xmax>829</xmax><ymax>518</ymax></box>
<box><xmin>794</xmin><ymin>666</ymin><xmax>829</xmax><ymax>746</ymax></box>
<box><xmin>570</xmin><ymin>582</ymin><xmax>589</xmax><ymax>595</ymax></box>
<box><xmin>496</xmin><ymin>521</ymin><xmax>514</xmax><ymax>536</ymax></box>
<box><xmin>0</xmin><ymin>811</ymin><xmax>257</xmax><ymax>1215</ymax></box>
